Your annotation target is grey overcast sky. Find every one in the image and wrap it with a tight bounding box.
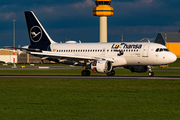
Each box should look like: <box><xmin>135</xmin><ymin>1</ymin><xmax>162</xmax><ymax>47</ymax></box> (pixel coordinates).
<box><xmin>0</xmin><ymin>0</ymin><xmax>180</xmax><ymax>47</ymax></box>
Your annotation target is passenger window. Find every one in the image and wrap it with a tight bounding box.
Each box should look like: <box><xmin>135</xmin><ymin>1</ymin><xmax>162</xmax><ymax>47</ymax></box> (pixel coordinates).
<box><xmin>156</xmin><ymin>48</ymin><xmax>159</xmax><ymax>52</ymax></box>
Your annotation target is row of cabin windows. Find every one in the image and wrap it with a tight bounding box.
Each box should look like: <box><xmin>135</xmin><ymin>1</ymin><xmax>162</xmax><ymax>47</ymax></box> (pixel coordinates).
<box><xmin>58</xmin><ymin>49</ymin><xmax>105</xmax><ymax>52</ymax></box>
<box><xmin>56</xmin><ymin>49</ymin><xmax>139</xmax><ymax>52</ymax></box>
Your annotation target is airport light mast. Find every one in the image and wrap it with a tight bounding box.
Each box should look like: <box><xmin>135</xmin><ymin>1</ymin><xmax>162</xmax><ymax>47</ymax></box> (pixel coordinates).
<box><xmin>93</xmin><ymin>0</ymin><xmax>113</xmax><ymax>42</ymax></box>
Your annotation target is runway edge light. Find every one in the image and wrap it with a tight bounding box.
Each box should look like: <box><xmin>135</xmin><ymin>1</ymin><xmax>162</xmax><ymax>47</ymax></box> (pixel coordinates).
<box><xmin>93</xmin><ymin>0</ymin><xmax>114</xmax><ymax>43</ymax></box>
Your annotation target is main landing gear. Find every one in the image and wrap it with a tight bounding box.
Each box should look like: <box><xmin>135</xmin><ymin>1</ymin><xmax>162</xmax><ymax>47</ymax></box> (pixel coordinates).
<box><xmin>148</xmin><ymin>65</ymin><xmax>154</xmax><ymax>77</ymax></box>
<box><xmin>81</xmin><ymin>70</ymin><xmax>91</xmax><ymax>76</ymax></box>
<box><xmin>81</xmin><ymin>69</ymin><xmax>115</xmax><ymax>76</ymax></box>
<box><xmin>106</xmin><ymin>70</ymin><xmax>115</xmax><ymax>76</ymax></box>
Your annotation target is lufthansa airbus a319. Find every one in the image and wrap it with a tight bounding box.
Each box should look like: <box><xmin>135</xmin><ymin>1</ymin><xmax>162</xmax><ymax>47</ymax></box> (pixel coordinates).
<box><xmin>17</xmin><ymin>11</ymin><xmax>177</xmax><ymax>76</ymax></box>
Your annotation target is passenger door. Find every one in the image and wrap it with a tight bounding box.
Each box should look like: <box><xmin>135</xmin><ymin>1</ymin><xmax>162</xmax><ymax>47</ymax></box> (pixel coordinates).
<box><xmin>142</xmin><ymin>45</ymin><xmax>149</xmax><ymax>57</ymax></box>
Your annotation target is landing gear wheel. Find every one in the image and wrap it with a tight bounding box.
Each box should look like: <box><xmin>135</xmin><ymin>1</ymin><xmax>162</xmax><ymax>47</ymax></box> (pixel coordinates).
<box><xmin>106</xmin><ymin>70</ymin><xmax>115</xmax><ymax>76</ymax></box>
<box><xmin>81</xmin><ymin>70</ymin><xmax>91</xmax><ymax>76</ymax></box>
<box><xmin>148</xmin><ymin>72</ymin><xmax>154</xmax><ymax>77</ymax></box>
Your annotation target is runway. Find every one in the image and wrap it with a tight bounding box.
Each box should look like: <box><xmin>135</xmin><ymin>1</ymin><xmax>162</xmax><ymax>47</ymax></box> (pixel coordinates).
<box><xmin>0</xmin><ymin>75</ymin><xmax>180</xmax><ymax>79</ymax></box>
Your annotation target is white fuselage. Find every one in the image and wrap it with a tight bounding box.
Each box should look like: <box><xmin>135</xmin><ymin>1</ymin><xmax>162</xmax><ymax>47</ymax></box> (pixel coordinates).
<box><xmin>50</xmin><ymin>42</ymin><xmax>177</xmax><ymax>67</ymax></box>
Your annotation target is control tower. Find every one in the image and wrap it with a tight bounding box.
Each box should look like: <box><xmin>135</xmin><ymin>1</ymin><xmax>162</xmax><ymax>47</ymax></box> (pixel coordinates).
<box><xmin>93</xmin><ymin>0</ymin><xmax>113</xmax><ymax>42</ymax></box>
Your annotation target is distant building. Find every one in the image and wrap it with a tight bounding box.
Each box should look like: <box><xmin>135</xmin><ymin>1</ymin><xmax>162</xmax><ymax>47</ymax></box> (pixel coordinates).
<box><xmin>0</xmin><ymin>49</ymin><xmax>18</xmax><ymax>63</ymax></box>
<box><xmin>154</xmin><ymin>32</ymin><xmax>180</xmax><ymax>58</ymax></box>
<box><xmin>0</xmin><ymin>49</ymin><xmax>51</xmax><ymax>64</ymax></box>
<box><xmin>18</xmin><ymin>52</ymin><xmax>51</xmax><ymax>64</ymax></box>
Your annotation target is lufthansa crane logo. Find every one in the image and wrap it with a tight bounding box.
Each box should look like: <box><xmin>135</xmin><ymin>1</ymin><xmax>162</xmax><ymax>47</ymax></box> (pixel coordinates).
<box><xmin>30</xmin><ymin>26</ymin><xmax>42</xmax><ymax>43</ymax></box>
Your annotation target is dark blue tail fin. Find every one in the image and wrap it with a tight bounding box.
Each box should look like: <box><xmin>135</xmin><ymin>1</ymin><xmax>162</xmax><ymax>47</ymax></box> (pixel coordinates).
<box><xmin>25</xmin><ymin>11</ymin><xmax>55</xmax><ymax>51</ymax></box>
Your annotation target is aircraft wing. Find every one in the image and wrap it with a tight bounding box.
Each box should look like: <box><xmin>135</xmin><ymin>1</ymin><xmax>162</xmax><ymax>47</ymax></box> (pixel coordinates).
<box><xmin>30</xmin><ymin>51</ymin><xmax>115</xmax><ymax>62</ymax></box>
<box><xmin>5</xmin><ymin>46</ymin><xmax>42</xmax><ymax>52</ymax></box>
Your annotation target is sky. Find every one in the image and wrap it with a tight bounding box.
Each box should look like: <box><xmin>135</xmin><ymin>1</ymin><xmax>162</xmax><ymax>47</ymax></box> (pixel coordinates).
<box><xmin>1</xmin><ymin>0</ymin><xmax>180</xmax><ymax>47</ymax></box>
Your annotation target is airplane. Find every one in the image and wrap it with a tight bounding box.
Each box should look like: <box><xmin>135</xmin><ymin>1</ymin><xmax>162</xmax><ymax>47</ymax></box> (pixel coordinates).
<box><xmin>17</xmin><ymin>11</ymin><xmax>177</xmax><ymax>76</ymax></box>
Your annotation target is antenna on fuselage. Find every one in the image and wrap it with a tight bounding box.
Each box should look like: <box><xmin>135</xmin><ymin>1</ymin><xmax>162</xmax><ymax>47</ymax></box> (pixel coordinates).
<box><xmin>121</xmin><ymin>34</ymin><xmax>123</xmax><ymax>42</ymax></box>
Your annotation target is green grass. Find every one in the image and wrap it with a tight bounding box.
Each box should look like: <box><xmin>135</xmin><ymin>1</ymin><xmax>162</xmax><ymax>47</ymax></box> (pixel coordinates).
<box><xmin>0</xmin><ymin>58</ymin><xmax>180</xmax><ymax>76</ymax></box>
<box><xmin>1</xmin><ymin>58</ymin><xmax>180</xmax><ymax>67</ymax></box>
<box><xmin>0</xmin><ymin>68</ymin><xmax>180</xmax><ymax>76</ymax></box>
<box><xmin>168</xmin><ymin>58</ymin><xmax>180</xmax><ymax>67</ymax></box>
<box><xmin>0</xmin><ymin>59</ymin><xmax>179</xmax><ymax>119</ymax></box>
<box><xmin>0</xmin><ymin>79</ymin><xmax>180</xmax><ymax>120</ymax></box>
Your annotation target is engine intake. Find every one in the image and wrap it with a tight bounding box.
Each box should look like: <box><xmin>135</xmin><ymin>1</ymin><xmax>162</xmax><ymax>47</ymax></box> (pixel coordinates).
<box><xmin>91</xmin><ymin>60</ymin><xmax>112</xmax><ymax>73</ymax></box>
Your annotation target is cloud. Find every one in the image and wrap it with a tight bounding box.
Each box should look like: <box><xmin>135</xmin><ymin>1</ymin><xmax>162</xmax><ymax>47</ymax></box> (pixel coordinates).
<box><xmin>31</xmin><ymin>0</ymin><xmax>95</xmax><ymax>21</ymax></box>
<box><xmin>72</xmin><ymin>0</ymin><xmax>94</xmax><ymax>9</ymax></box>
<box><xmin>109</xmin><ymin>25</ymin><xmax>180</xmax><ymax>35</ymax></box>
<box><xmin>138</xmin><ymin>0</ymin><xmax>153</xmax><ymax>3</ymax></box>
<box><xmin>42</xmin><ymin>7</ymin><xmax>55</xmax><ymax>13</ymax></box>
<box><xmin>0</xmin><ymin>12</ymin><xmax>16</xmax><ymax>20</ymax></box>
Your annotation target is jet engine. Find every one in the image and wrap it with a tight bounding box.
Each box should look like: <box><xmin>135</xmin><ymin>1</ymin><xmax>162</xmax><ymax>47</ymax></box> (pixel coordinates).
<box><xmin>91</xmin><ymin>60</ymin><xmax>112</xmax><ymax>73</ymax></box>
<box><xmin>124</xmin><ymin>66</ymin><xmax>148</xmax><ymax>73</ymax></box>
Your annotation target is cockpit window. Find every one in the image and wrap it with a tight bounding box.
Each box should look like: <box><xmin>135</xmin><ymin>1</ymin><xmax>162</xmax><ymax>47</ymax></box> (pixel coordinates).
<box><xmin>164</xmin><ymin>48</ymin><xmax>169</xmax><ymax>51</ymax></box>
<box><xmin>155</xmin><ymin>48</ymin><xmax>169</xmax><ymax>52</ymax></box>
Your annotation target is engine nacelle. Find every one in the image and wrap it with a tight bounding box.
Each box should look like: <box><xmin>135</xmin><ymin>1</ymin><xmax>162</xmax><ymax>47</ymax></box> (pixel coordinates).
<box><xmin>124</xmin><ymin>66</ymin><xmax>148</xmax><ymax>73</ymax></box>
<box><xmin>91</xmin><ymin>60</ymin><xmax>112</xmax><ymax>73</ymax></box>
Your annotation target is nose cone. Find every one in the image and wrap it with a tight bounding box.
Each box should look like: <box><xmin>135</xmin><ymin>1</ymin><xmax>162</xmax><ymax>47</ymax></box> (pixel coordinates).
<box><xmin>169</xmin><ymin>52</ymin><xmax>177</xmax><ymax>63</ymax></box>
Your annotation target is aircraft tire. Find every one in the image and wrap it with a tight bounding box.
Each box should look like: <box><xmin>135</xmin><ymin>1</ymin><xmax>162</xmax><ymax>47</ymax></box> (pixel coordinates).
<box><xmin>148</xmin><ymin>72</ymin><xmax>154</xmax><ymax>77</ymax></box>
<box><xmin>81</xmin><ymin>70</ymin><xmax>90</xmax><ymax>76</ymax></box>
<box><xmin>106</xmin><ymin>70</ymin><xmax>115</xmax><ymax>76</ymax></box>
